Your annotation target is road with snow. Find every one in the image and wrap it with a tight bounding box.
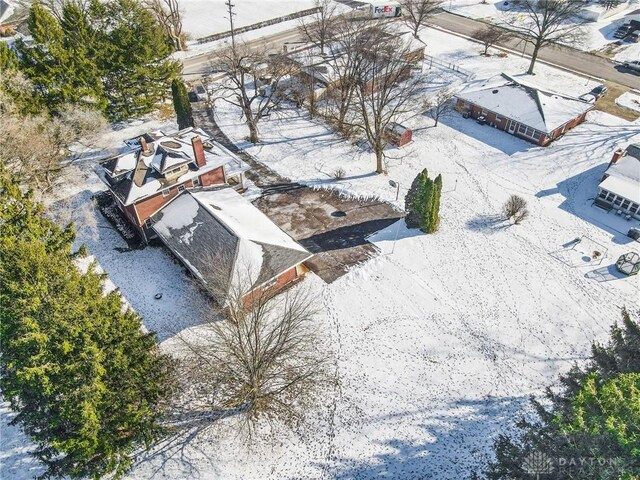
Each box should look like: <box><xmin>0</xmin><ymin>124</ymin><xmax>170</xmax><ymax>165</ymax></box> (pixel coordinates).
<box><xmin>428</xmin><ymin>11</ymin><xmax>640</xmax><ymax>90</ymax></box>
<box><xmin>182</xmin><ymin>9</ymin><xmax>640</xmax><ymax>90</ymax></box>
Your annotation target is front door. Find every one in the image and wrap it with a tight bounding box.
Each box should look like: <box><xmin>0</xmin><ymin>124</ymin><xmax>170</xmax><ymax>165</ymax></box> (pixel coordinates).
<box><xmin>508</xmin><ymin>120</ymin><xmax>516</xmax><ymax>133</ymax></box>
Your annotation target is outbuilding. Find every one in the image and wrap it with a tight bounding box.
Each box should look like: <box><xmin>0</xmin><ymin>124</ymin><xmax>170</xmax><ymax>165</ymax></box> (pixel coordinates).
<box><xmin>385</xmin><ymin>122</ymin><xmax>413</xmax><ymax>147</ymax></box>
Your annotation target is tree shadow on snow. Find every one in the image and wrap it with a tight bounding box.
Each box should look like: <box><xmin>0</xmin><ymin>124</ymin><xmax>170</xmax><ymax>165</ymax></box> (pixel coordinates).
<box><xmin>465</xmin><ymin>214</ymin><xmax>510</xmax><ymax>234</ymax></box>
<box><xmin>544</xmin><ymin>164</ymin><xmax>638</xmax><ymax>245</ymax></box>
<box><xmin>439</xmin><ymin>114</ymin><xmax>533</xmax><ymax>156</ymax></box>
<box><xmin>320</xmin><ymin>395</ymin><xmax>530</xmax><ymax>480</ymax></box>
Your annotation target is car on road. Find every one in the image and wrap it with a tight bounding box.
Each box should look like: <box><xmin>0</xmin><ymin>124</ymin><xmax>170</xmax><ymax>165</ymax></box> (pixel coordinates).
<box><xmin>623</xmin><ymin>60</ymin><xmax>640</xmax><ymax>72</ymax></box>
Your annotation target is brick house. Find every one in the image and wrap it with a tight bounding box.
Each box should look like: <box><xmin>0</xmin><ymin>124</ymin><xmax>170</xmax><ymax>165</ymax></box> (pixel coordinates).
<box><xmin>293</xmin><ymin>28</ymin><xmax>425</xmax><ymax>95</ymax></box>
<box><xmin>151</xmin><ymin>188</ymin><xmax>312</xmax><ymax>305</ymax></box>
<box><xmin>98</xmin><ymin>127</ymin><xmax>250</xmax><ymax>242</ymax></box>
<box><xmin>454</xmin><ymin>73</ymin><xmax>593</xmax><ymax>146</ymax></box>
<box><xmin>594</xmin><ymin>145</ymin><xmax>640</xmax><ymax>220</ymax></box>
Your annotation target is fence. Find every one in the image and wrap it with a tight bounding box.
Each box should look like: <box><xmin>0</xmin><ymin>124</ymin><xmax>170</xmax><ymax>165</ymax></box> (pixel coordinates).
<box><xmin>196</xmin><ymin>7</ymin><xmax>322</xmax><ymax>45</ymax></box>
<box><xmin>424</xmin><ymin>54</ymin><xmax>476</xmax><ymax>81</ymax></box>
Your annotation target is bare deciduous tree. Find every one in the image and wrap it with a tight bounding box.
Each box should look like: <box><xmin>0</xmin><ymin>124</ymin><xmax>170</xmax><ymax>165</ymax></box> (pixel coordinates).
<box><xmin>473</xmin><ymin>24</ymin><xmax>512</xmax><ymax>56</ymax></box>
<box><xmin>299</xmin><ymin>0</ymin><xmax>337</xmax><ymax>54</ymax></box>
<box><xmin>401</xmin><ymin>0</ymin><xmax>442</xmax><ymax>38</ymax></box>
<box><xmin>502</xmin><ymin>194</ymin><xmax>529</xmax><ymax>224</ymax></box>
<box><xmin>425</xmin><ymin>86</ymin><xmax>456</xmax><ymax>127</ymax></box>
<box><xmin>211</xmin><ymin>46</ymin><xmax>296</xmax><ymax>143</ymax></box>
<box><xmin>178</xmin><ymin>257</ymin><xmax>327</xmax><ymax>432</ymax></box>
<box><xmin>503</xmin><ymin>0</ymin><xmax>586</xmax><ymax>74</ymax></box>
<box><xmin>350</xmin><ymin>26</ymin><xmax>422</xmax><ymax>174</ymax></box>
<box><xmin>0</xmin><ymin>71</ymin><xmax>107</xmax><ymax>195</ymax></box>
<box><xmin>144</xmin><ymin>0</ymin><xmax>186</xmax><ymax>51</ymax></box>
<box><xmin>323</xmin><ymin>19</ymin><xmax>370</xmax><ymax>134</ymax></box>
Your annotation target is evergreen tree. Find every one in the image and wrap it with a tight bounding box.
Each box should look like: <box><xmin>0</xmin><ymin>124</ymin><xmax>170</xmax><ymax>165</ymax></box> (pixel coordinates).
<box><xmin>405</xmin><ymin>168</ymin><xmax>428</xmax><ymax>228</ymax></box>
<box><xmin>0</xmin><ymin>41</ymin><xmax>17</xmax><ymax>71</ymax></box>
<box><xmin>0</xmin><ymin>173</ymin><xmax>174</xmax><ymax>479</ymax></box>
<box><xmin>171</xmin><ymin>78</ymin><xmax>194</xmax><ymax>130</ymax></box>
<box><xmin>486</xmin><ymin>308</ymin><xmax>640</xmax><ymax>480</ymax></box>
<box><xmin>95</xmin><ymin>0</ymin><xmax>180</xmax><ymax>119</ymax></box>
<box><xmin>18</xmin><ymin>3</ymin><xmax>104</xmax><ymax>112</ymax></box>
<box><xmin>427</xmin><ymin>174</ymin><xmax>442</xmax><ymax>234</ymax></box>
<box><xmin>405</xmin><ymin>169</ymin><xmax>442</xmax><ymax>233</ymax></box>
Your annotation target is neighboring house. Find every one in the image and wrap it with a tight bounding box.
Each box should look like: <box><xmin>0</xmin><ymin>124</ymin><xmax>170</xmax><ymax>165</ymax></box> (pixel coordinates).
<box><xmin>293</xmin><ymin>28</ymin><xmax>425</xmax><ymax>95</ymax></box>
<box><xmin>97</xmin><ymin>127</ymin><xmax>250</xmax><ymax>242</ymax></box>
<box><xmin>595</xmin><ymin>145</ymin><xmax>640</xmax><ymax>220</ymax></box>
<box><xmin>455</xmin><ymin>73</ymin><xmax>593</xmax><ymax>146</ymax></box>
<box><xmin>151</xmin><ymin>188</ymin><xmax>312</xmax><ymax>304</ymax></box>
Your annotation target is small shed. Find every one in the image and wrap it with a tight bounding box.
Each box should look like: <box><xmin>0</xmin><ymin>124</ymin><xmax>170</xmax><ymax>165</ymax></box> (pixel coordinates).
<box><xmin>385</xmin><ymin>122</ymin><xmax>413</xmax><ymax>147</ymax></box>
<box><xmin>615</xmin><ymin>252</ymin><xmax>640</xmax><ymax>276</ymax></box>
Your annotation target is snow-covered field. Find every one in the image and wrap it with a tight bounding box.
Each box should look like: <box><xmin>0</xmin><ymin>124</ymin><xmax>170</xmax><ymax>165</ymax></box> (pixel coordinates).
<box><xmin>617</xmin><ymin>90</ymin><xmax>640</xmax><ymax>112</ymax></box>
<box><xmin>181</xmin><ymin>0</ymin><xmax>320</xmax><ymax>39</ymax></box>
<box><xmin>2</xmin><ymin>24</ymin><xmax>640</xmax><ymax>480</ymax></box>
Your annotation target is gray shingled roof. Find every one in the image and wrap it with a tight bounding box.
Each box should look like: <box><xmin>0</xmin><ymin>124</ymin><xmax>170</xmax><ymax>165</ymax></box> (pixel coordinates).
<box><xmin>151</xmin><ymin>189</ymin><xmax>312</xmax><ymax>300</ymax></box>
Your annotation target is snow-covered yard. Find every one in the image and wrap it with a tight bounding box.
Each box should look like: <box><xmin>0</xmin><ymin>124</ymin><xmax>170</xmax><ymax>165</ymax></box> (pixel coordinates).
<box><xmin>444</xmin><ymin>0</ymin><xmax>640</xmax><ymax>60</ymax></box>
<box><xmin>2</xmin><ymin>25</ymin><xmax>640</xmax><ymax>480</ymax></box>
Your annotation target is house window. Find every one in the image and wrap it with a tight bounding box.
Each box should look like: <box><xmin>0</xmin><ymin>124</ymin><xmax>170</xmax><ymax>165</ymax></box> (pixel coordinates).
<box><xmin>598</xmin><ymin>190</ymin><xmax>608</xmax><ymax>199</ymax></box>
<box><xmin>613</xmin><ymin>196</ymin><xmax>623</xmax><ymax>206</ymax></box>
<box><xmin>630</xmin><ymin>203</ymin><xmax>639</xmax><ymax>214</ymax></box>
<box><xmin>192</xmin><ymin>177</ymin><xmax>200</xmax><ymax>187</ymax></box>
<box><xmin>177</xmin><ymin>184</ymin><xmax>186</xmax><ymax>193</ymax></box>
<box><xmin>516</xmin><ymin>124</ymin><xmax>541</xmax><ymax>140</ymax></box>
<box><xmin>622</xmin><ymin>199</ymin><xmax>630</xmax><ymax>210</ymax></box>
<box><xmin>144</xmin><ymin>218</ymin><xmax>153</xmax><ymax>228</ymax></box>
<box><xmin>606</xmin><ymin>192</ymin><xmax>615</xmax><ymax>202</ymax></box>
<box><xmin>495</xmin><ymin>115</ymin><xmax>502</xmax><ymax>122</ymax></box>
<box><xmin>162</xmin><ymin>188</ymin><xmax>170</xmax><ymax>197</ymax></box>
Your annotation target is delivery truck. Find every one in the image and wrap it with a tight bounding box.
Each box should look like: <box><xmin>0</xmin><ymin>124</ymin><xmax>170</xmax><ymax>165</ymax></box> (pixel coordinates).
<box><xmin>369</xmin><ymin>1</ymin><xmax>402</xmax><ymax>18</ymax></box>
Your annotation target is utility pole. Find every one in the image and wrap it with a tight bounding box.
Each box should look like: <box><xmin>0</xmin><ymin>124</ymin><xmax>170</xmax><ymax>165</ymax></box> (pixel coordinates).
<box><xmin>225</xmin><ymin>0</ymin><xmax>237</xmax><ymax>53</ymax></box>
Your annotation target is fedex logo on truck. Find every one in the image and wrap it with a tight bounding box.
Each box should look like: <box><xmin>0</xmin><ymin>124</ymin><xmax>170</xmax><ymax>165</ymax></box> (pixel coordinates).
<box><xmin>373</xmin><ymin>5</ymin><xmax>394</xmax><ymax>13</ymax></box>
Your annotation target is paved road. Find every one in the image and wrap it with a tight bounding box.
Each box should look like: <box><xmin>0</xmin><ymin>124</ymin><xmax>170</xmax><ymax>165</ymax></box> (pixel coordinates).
<box><xmin>183</xmin><ymin>9</ymin><xmax>640</xmax><ymax>89</ymax></box>
<box><xmin>428</xmin><ymin>11</ymin><xmax>640</xmax><ymax>90</ymax></box>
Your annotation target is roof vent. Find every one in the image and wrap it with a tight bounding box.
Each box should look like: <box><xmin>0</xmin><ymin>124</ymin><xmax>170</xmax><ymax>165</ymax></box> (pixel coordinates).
<box><xmin>492</xmin><ymin>89</ymin><xmax>499</xmax><ymax>94</ymax></box>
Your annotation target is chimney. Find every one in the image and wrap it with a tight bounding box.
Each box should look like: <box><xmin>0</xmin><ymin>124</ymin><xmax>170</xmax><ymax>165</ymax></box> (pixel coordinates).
<box><xmin>610</xmin><ymin>148</ymin><xmax>625</xmax><ymax>165</ymax></box>
<box><xmin>140</xmin><ymin>136</ymin><xmax>152</xmax><ymax>156</ymax></box>
<box><xmin>192</xmin><ymin>136</ymin><xmax>206</xmax><ymax>168</ymax></box>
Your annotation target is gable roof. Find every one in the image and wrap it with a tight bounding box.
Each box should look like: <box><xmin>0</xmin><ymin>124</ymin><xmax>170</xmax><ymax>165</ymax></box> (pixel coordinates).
<box><xmin>98</xmin><ymin>127</ymin><xmax>250</xmax><ymax>206</ymax></box>
<box><xmin>151</xmin><ymin>189</ymin><xmax>312</xmax><ymax>301</ymax></box>
<box><xmin>599</xmin><ymin>144</ymin><xmax>640</xmax><ymax>204</ymax></box>
<box><xmin>455</xmin><ymin>73</ymin><xmax>593</xmax><ymax>134</ymax></box>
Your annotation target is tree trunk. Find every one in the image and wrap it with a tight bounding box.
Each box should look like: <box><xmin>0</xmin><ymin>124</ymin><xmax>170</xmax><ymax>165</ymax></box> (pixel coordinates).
<box><xmin>527</xmin><ymin>41</ymin><xmax>541</xmax><ymax>74</ymax></box>
<box><xmin>247</xmin><ymin>120</ymin><xmax>259</xmax><ymax>143</ymax></box>
<box><xmin>375</xmin><ymin>148</ymin><xmax>385</xmax><ymax>174</ymax></box>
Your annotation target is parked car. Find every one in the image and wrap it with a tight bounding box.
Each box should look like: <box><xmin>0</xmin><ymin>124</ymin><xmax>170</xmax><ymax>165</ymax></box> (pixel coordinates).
<box><xmin>589</xmin><ymin>84</ymin><xmax>608</xmax><ymax>100</ymax></box>
<box><xmin>614</xmin><ymin>24</ymin><xmax>632</xmax><ymax>39</ymax></box>
<box><xmin>628</xmin><ymin>30</ymin><xmax>640</xmax><ymax>43</ymax></box>
<box><xmin>628</xmin><ymin>228</ymin><xmax>640</xmax><ymax>242</ymax></box>
<box><xmin>623</xmin><ymin>60</ymin><xmax>640</xmax><ymax>72</ymax></box>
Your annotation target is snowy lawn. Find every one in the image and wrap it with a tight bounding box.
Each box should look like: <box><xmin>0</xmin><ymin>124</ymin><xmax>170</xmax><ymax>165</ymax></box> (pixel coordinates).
<box><xmin>616</xmin><ymin>90</ymin><xmax>640</xmax><ymax>112</ymax></box>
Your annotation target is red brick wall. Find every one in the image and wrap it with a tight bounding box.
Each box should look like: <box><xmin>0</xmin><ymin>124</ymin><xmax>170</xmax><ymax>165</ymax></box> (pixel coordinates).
<box><xmin>134</xmin><ymin>189</ymin><xmax>178</xmax><ymax>226</ymax></box>
<box><xmin>200</xmin><ymin>167</ymin><xmax>225</xmax><ymax>187</ymax></box>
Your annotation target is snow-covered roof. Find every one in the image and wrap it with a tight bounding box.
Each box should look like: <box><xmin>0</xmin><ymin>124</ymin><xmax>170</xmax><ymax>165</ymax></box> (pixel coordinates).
<box><xmin>151</xmin><ymin>189</ymin><xmax>312</xmax><ymax>300</ymax></box>
<box><xmin>99</xmin><ymin>127</ymin><xmax>250</xmax><ymax>206</ymax></box>
<box><xmin>599</xmin><ymin>145</ymin><xmax>640</xmax><ymax>204</ymax></box>
<box><xmin>455</xmin><ymin>73</ymin><xmax>593</xmax><ymax>134</ymax></box>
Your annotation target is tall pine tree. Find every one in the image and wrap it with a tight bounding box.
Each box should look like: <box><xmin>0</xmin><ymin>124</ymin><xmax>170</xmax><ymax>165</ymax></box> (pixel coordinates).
<box><xmin>0</xmin><ymin>173</ymin><xmax>174</xmax><ymax>479</ymax></box>
<box><xmin>405</xmin><ymin>169</ymin><xmax>442</xmax><ymax>233</ymax></box>
<box><xmin>95</xmin><ymin>0</ymin><xmax>180</xmax><ymax>119</ymax></box>
<box><xmin>18</xmin><ymin>3</ymin><xmax>104</xmax><ymax>112</ymax></box>
<box><xmin>172</xmin><ymin>78</ymin><xmax>194</xmax><ymax>130</ymax></box>
<box><xmin>486</xmin><ymin>308</ymin><xmax>640</xmax><ymax>480</ymax></box>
